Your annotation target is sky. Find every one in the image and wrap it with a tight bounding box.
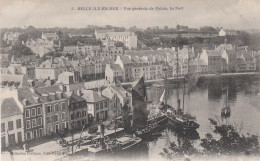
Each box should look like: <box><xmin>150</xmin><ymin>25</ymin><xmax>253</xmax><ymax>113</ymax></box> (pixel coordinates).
<box><xmin>0</xmin><ymin>0</ymin><xmax>260</xmax><ymax>30</ymax></box>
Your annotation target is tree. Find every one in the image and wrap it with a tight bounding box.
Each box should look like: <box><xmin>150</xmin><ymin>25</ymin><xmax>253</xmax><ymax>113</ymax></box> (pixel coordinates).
<box><xmin>8</xmin><ymin>41</ymin><xmax>34</xmax><ymax>57</ymax></box>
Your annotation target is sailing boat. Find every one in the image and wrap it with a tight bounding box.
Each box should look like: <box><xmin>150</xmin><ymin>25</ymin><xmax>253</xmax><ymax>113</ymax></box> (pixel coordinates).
<box><xmin>167</xmin><ymin>51</ymin><xmax>199</xmax><ymax>131</ymax></box>
<box><xmin>221</xmin><ymin>86</ymin><xmax>231</xmax><ymax>118</ymax></box>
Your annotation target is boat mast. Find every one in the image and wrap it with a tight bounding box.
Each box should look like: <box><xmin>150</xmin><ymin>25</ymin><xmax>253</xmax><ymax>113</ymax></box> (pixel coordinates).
<box><xmin>226</xmin><ymin>85</ymin><xmax>228</xmax><ymax>107</ymax></box>
<box><xmin>183</xmin><ymin>77</ymin><xmax>185</xmax><ymax>112</ymax></box>
<box><xmin>176</xmin><ymin>50</ymin><xmax>180</xmax><ymax>114</ymax></box>
<box><xmin>165</xmin><ymin>53</ymin><xmax>168</xmax><ymax>108</ymax></box>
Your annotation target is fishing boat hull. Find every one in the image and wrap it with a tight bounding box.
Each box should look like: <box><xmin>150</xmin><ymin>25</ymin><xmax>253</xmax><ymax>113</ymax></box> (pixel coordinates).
<box><xmin>168</xmin><ymin>116</ymin><xmax>200</xmax><ymax>131</ymax></box>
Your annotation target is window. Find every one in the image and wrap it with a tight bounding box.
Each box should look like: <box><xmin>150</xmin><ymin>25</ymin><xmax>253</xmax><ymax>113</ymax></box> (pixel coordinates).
<box><xmin>25</xmin><ymin>109</ymin><xmax>30</xmax><ymax>118</ymax></box>
<box><xmin>37</xmin><ymin>118</ymin><xmax>42</xmax><ymax>126</ymax></box>
<box><xmin>46</xmin><ymin>116</ymin><xmax>51</xmax><ymax>123</ymax></box>
<box><xmin>96</xmin><ymin>103</ymin><xmax>99</xmax><ymax>110</ymax></box>
<box><xmin>38</xmin><ymin>128</ymin><xmax>43</xmax><ymax>137</ymax></box>
<box><xmin>1</xmin><ymin>123</ymin><xmax>5</xmax><ymax>132</ymax></box>
<box><xmin>31</xmin><ymin>108</ymin><xmax>36</xmax><ymax>117</ymax></box>
<box><xmin>32</xmin><ymin>119</ymin><xmax>36</xmax><ymax>127</ymax></box>
<box><xmin>16</xmin><ymin>119</ymin><xmax>21</xmax><ymax>129</ymax></box>
<box><xmin>82</xmin><ymin>111</ymin><xmax>86</xmax><ymax>117</ymax></box>
<box><xmin>18</xmin><ymin>132</ymin><xmax>22</xmax><ymax>143</ymax></box>
<box><xmin>100</xmin><ymin>102</ymin><xmax>103</xmax><ymax>109</ymax></box>
<box><xmin>8</xmin><ymin>121</ymin><xmax>13</xmax><ymax>131</ymax></box>
<box><xmin>26</xmin><ymin>120</ymin><xmax>31</xmax><ymax>129</ymax></box>
<box><xmin>105</xmin><ymin>101</ymin><xmax>107</xmax><ymax>108</ymax></box>
<box><xmin>71</xmin><ymin>114</ymin><xmax>74</xmax><ymax>120</ymax></box>
<box><xmin>61</xmin><ymin>103</ymin><xmax>66</xmax><ymax>110</ymax></box>
<box><xmin>55</xmin><ymin>104</ymin><xmax>59</xmax><ymax>111</ymax></box>
<box><xmin>26</xmin><ymin>132</ymin><xmax>32</xmax><ymax>140</ymax></box>
<box><xmin>37</xmin><ymin>107</ymin><xmax>42</xmax><ymax>115</ymax></box>
<box><xmin>54</xmin><ymin>114</ymin><xmax>59</xmax><ymax>122</ymax></box>
<box><xmin>46</xmin><ymin>105</ymin><xmax>52</xmax><ymax>113</ymax></box>
<box><xmin>61</xmin><ymin>113</ymin><xmax>65</xmax><ymax>120</ymax></box>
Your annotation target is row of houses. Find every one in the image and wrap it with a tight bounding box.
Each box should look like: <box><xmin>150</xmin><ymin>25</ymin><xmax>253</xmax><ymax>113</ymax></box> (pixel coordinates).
<box><xmin>1</xmin><ymin>71</ymin><xmax>132</xmax><ymax>149</ymax></box>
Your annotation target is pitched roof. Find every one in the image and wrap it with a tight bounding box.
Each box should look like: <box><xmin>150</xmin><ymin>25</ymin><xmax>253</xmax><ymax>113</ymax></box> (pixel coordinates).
<box><xmin>18</xmin><ymin>87</ymin><xmax>41</xmax><ymax>106</ymax></box>
<box><xmin>206</xmin><ymin>50</ymin><xmax>221</xmax><ymax>57</ymax></box>
<box><xmin>1</xmin><ymin>74</ymin><xmax>29</xmax><ymax>87</ymax></box>
<box><xmin>69</xmin><ymin>93</ymin><xmax>85</xmax><ymax>103</ymax></box>
<box><xmin>34</xmin><ymin>85</ymin><xmax>62</xmax><ymax>95</ymax></box>
<box><xmin>81</xmin><ymin>90</ymin><xmax>107</xmax><ymax>103</ymax></box>
<box><xmin>110</xmin><ymin>64</ymin><xmax>123</xmax><ymax>72</ymax></box>
<box><xmin>1</xmin><ymin>98</ymin><xmax>23</xmax><ymax>118</ymax></box>
<box><xmin>110</xmin><ymin>85</ymin><xmax>131</xmax><ymax>97</ymax></box>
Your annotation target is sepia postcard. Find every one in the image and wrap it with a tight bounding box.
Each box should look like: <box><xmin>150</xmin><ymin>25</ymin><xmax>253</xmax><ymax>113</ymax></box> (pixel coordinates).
<box><xmin>0</xmin><ymin>0</ymin><xmax>260</xmax><ymax>161</ymax></box>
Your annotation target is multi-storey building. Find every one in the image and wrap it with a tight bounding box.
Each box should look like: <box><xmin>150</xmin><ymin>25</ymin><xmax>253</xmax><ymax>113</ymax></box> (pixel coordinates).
<box><xmin>102</xmin><ymin>84</ymin><xmax>132</xmax><ymax>117</ymax></box>
<box><xmin>221</xmin><ymin>50</ymin><xmax>237</xmax><ymax>72</ymax></box>
<box><xmin>18</xmin><ymin>87</ymin><xmax>44</xmax><ymax>141</ymax></box>
<box><xmin>115</xmin><ymin>55</ymin><xmax>134</xmax><ymax>82</ymax></box>
<box><xmin>236</xmin><ymin>51</ymin><xmax>256</xmax><ymax>72</ymax></box>
<box><xmin>68</xmin><ymin>93</ymin><xmax>88</xmax><ymax>130</ymax></box>
<box><xmin>81</xmin><ymin>90</ymin><xmax>109</xmax><ymax>121</ymax></box>
<box><xmin>57</xmin><ymin>71</ymin><xmax>84</xmax><ymax>93</ymax></box>
<box><xmin>26</xmin><ymin>39</ymin><xmax>56</xmax><ymax>57</ymax></box>
<box><xmin>41</xmin><ymin>32</ymin><xmax>59</xmax><ymax>40</ymax></box>
<box><xmin>1</xmin><ymin>89</ymin><xmax>24</xmax><ymax>149</ymax></box>
<box><xmin>35</xmin><ymin>58</ymin><xmax>67</xmax><ymax>80</ymax></box>
<box><xmin>34</xmin><ymin>85</ymin><xmax>70</xmax><ymax>135</ymax></box>
<box><xmin>95</xmin><ymin>30</ymin><xmax>137</xmax><ymax>49</ymax></box>
<box><xmin>105</xmin><ymin>64</ymin><xmax>125</xmax><ymax>84</ymax></box>
<box><xmin>3</xmin><ymin>32</ymin><xmax>20</xmax><ymax>44</ymax></box>
<box><xmin>199</xmin><ymin>49</ymin><xmax>222</xmax><ymax>73</ymax></box>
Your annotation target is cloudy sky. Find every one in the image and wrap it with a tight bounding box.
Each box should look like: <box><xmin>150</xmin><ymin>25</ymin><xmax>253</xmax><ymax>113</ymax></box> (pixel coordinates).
<box><xmin>0</xmin><ymin>0</ymin><xmax>260</xmax><ymax>29</ymax></box>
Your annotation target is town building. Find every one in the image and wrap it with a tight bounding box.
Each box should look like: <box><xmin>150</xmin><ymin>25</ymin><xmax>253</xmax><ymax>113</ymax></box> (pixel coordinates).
<box><xmin>236</xmin><ymin>51</ymin><xmax>256</xmax><ymax>72</ymax></box>
<box><xmin>218</xmin><ymin>28</ymin><xmax>238</xmax><ymax>36</ymax></box>
<box><xmin>34</xmin><ymin>85</ymin><xmax>70</xmax><ymax>135</ymax></box>
<box><xmin>95</xmin><ymin>30</ymin><xmax>137</xmax><ymax>49</ymax></box>
<box><xmin>57</xmin><ymin>71</ymin><xmax>84</xmax><ymax>93</ymax></box>
<box><xmin>221</xmin><ymin>50</ymin><xmax>237</xmax><ymax>72</ymax></box>
<box><xmin>1</xmin><ymin>89</ymin><xmax>24</xmax><ymax>149</ymax></box>
<box><xmin>68</xmin><ymin>93</ymin><xmax>88</xmax><ymax>130</ymax></box>
<box><xmin>105</xmin><ymin>64</ymin><xmax>125</xmax><ymax>84</ymax></box>
<box><xmin>41</xmin><ymin>32</ymin><xmax>59</xmax><ymax>40</ymax></box>
<box><xmin>199</xmin><ymin>49</ymin><xmax>222</xmax><ymax>73</ymax></box>
<box><xmin>35</xmin><ymin>58</ymin><xmax>67</xmax><ymax>80</ymax></box>
<box><xmin>3</xmin><ymin>32</ymin><xmax>20</xmax><ymax>44</ymax></box>
<box><xmin>81</xmin><ymin>90</ymin><xmax>109</xmax><ymax>121</ymax></box>
<box><xmin>18</xmin><ymin>87</ymin><xmax>44</xmax><ymax>141</ymax></box>
<box><xmin>114</xmin><ymin>55</ymin><xmax>134</xmax><ymax>82</ymax></box>
<box><xmin>102</xmin><ymin>84</ymin><xmax>132</xmax><ymax>118</ymax></box>
<box><xmin>71</xmin><ymin>60</ymin><xmax>95</xmax><ymax>81</ymax></box>
<box><xmin>26</xmin><ymin>39</ymin><xmax>57</xmax><ymax>57</ymax></box>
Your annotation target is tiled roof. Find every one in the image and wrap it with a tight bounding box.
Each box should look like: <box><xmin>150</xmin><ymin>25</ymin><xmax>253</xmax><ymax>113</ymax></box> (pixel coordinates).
<box><xmin>110</xmin><ymin>64</ymin><xmax>123</xmax><ymax>72</ymax></box>
<box><xmin>1</xmin><ymin>98</ymin><xmax>23</xmax><ymax>118</ymax></box>
<box><xmin>119</xmin><ymin>56</ymin><xmax>132</xmax><ymax>64</ymax></box>
<box><xmin>81</xmin><ymin>90</ymin><xmax>107</xmax><ymax>103</ymax></box>
<box><xmin>206</xmin><ymin>50</ymin><xmax>221</xmax><ymax>57</ymax></box>
<box><xmin>110</xmin><ymin>85</ymin><xmax>131</xmax><ymax>97</ymax></box>
<box><xmin>1</xmin><ymin>74</ymin><xmax>29</xmax><ymax>87</ymax></box>
<box><xmin>18</xmin><ymin>87</ymin><xmax>41</xmax><ymax>105</ymax></box>
<box><xmin>69</xmin><ymin>93</ymin><xmax>85</xmax><ymax>103</ymax></box>
<box><xmin>35</xmin><ymin>85</ymin><xmax>62</xmax><ymax>95</ymax></box>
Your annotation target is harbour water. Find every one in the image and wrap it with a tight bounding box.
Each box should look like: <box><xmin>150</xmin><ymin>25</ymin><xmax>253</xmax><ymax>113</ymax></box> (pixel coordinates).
<box><xmin>111</xmin><ymin>76</ymin><xmax>260</xmax><ymax>160</ymax></box>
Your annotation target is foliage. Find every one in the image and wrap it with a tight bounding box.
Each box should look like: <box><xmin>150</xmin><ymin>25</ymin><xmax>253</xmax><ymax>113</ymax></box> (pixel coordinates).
<box><xmin>8</xmin><ymin>41</ymin><xmax>34</xmax><ymax>57</ymax></box>
<box><xmin>201</xmin><ymin>118</ymin><xmax>259</xmax><ymax>155</ymax></box>
<box><xmin>60</xmin><ymin>35</ymin><xmax>102</xmax><ymax>47</ymax></box>
<box><xmin>160</xmin><ymin>119</ymin><xmax>259</xmax><ymax>159</ymax></box>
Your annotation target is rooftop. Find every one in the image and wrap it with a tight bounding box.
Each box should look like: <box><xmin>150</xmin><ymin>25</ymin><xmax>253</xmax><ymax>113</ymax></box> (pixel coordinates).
<box><xmin>81</xmin><ymin>90</ymin><xmax>107</xmax><ymax>103</ymax></box>
<box><xmin>1</xmin><ymin>97</ymin><xmax>23</xmax><ymax>118</ymax></box>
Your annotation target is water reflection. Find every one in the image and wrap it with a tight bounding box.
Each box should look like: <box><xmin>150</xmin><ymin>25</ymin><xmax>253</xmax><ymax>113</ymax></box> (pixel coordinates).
<box><xmin>142</xmin><ymin>76</ymin><xmax>260</xmax><ymax>160</ymax></box>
